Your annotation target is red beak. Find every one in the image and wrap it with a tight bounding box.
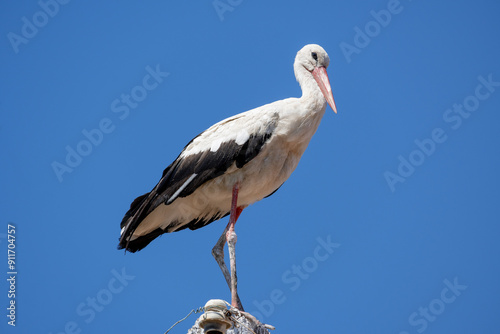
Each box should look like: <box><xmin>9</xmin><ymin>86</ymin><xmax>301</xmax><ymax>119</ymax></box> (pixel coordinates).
<box><xmin>312</xmin><ymin>66</ymin><xmax>337</xmax><ymax>113</ymax></box>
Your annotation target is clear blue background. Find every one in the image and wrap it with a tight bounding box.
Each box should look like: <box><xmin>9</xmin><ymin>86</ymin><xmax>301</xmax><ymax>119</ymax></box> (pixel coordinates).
<box><xmin>1</xmin><ymin>0</ymin><xmax>499</xmax><ymax>333</ymax></box>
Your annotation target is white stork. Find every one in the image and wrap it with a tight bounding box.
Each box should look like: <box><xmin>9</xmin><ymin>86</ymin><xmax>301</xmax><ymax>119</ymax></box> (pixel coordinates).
<box><xmin>118</xmin><ymin>44</ymin><xmax>337</xmax><ymax>310</ymax></box>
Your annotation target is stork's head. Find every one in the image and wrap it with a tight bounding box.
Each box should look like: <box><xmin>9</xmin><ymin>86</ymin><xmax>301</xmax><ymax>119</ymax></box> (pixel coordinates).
<box><xmin>295</xmin><ymin>44</ymin><xmax>337</xmax><ymax>113</ymax></box>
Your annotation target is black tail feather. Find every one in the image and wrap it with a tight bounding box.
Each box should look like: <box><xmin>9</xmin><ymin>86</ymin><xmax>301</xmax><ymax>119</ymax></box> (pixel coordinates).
<box><xmin>117</xmin><ymin>226</ymin><xmax>165</xmax><ymax>253</ymax></box>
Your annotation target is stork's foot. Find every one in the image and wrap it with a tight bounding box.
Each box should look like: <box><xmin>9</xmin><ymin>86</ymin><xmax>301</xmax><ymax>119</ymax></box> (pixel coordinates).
<box><xmin>240</xmin><ymin>310</ymin><xmax>276</xmax><ymax>332</ymax></box>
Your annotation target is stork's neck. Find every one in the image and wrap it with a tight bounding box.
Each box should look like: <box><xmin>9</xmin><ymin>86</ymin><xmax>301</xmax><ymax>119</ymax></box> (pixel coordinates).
<box><xmin>294</xmin><ymin>63</ymin><xmax>327</xmax><ymax>113</ymax></box>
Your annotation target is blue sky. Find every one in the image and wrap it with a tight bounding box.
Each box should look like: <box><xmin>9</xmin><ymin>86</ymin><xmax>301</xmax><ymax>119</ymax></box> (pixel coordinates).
<box><xmin>1</xmin><ymin>0</ymin><xmax>499</xmax><ymax>333</ymax></box>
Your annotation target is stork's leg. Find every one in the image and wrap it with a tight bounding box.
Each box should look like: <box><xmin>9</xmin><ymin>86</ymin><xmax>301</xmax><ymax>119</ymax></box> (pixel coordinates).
<box><xmin>211</xmin><ymin>183</ymin><xmax>244</xmax><ymax>310</ymax></box>
<box><xmin>226</xmin><ymin>185</ymin><xmax>243</xmax><ymax>310</ymax></box>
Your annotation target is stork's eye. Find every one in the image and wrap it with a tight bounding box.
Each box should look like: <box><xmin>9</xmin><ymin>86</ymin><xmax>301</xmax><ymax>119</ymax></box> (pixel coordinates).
<box><xmin>311</xmin><ymin>52</ymin><xmax>318</xmax><ymax>61</ymax></box>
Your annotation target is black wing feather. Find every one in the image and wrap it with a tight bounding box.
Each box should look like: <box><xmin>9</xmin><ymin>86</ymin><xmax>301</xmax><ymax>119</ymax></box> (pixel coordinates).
<box><xmin>118</xmin><ymin>116</ymin><xmax>278</xmax><ymax>252</ymax></box>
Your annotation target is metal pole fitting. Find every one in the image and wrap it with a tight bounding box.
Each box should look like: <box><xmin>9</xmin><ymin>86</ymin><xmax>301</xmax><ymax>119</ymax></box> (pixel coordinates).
<box><xmin>198</xmin><ymin>299</ymin><xmax>233</xmax><ymax>334</ymax></box>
